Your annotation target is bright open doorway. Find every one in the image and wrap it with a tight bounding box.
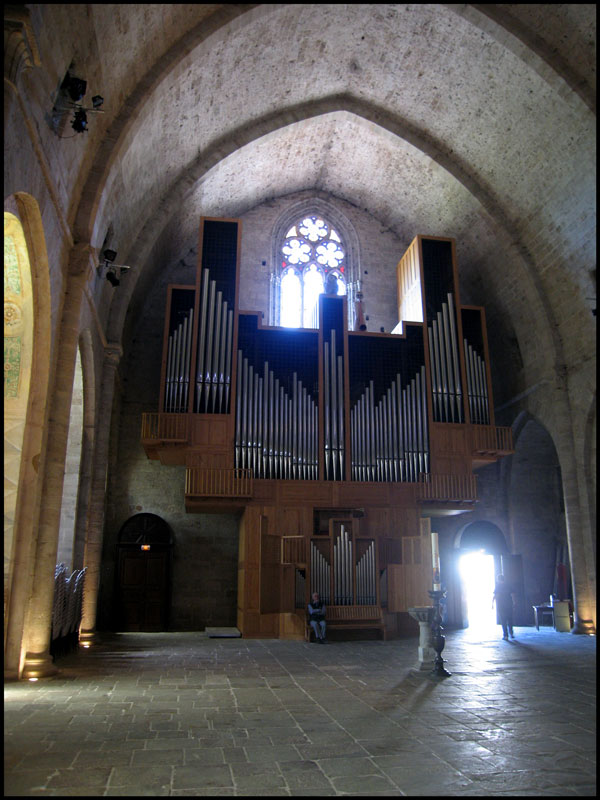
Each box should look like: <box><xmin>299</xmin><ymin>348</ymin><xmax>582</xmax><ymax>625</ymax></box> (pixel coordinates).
<box><xmin>459</xmin><ymin>550</ymin><xmax>497</xmax><ymax>634</ymax></box>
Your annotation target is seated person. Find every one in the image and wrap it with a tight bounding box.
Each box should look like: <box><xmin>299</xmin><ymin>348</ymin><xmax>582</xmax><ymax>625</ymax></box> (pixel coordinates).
<box><xmin>308</xmin><ymin>592</ymin><xmax>327</xmax><ymax>643</ymax></box>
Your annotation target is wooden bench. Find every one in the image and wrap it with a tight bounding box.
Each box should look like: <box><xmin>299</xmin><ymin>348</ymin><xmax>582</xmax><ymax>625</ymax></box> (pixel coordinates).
<box><xmin>306</xmin><ymin>605</ymin><xmax>385</xmax><ymax>641</ymax></box>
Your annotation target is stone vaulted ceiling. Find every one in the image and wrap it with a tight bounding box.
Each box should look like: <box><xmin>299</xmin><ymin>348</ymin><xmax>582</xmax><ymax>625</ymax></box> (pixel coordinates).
<box><xmin>28</xmin><ymin>4</ymin><xmax>596</xmax><ymax>408</ymax></box>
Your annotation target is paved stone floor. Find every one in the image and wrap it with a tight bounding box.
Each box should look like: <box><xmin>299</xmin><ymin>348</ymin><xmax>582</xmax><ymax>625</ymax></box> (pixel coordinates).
<box><xmin>4</xmin><ymin>626</ymin><xmax>596</xmax><ymax>796</ymax></box>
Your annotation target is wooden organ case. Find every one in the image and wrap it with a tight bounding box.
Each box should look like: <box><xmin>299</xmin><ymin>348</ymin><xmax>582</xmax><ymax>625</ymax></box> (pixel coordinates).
<box><xmin>141</xmin><ymin>220</ymin><xmax>514</xmax><ymax>639</ymax></box>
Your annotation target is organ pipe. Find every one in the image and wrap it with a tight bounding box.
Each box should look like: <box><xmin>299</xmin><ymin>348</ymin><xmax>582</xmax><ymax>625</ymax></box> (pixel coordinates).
<box><xmin>234</xmin><ymin>357</ymin><xmax>318</xmax><ymax>478</ymax></box>
<box><xmin>323</xmin><ymin>329</ymin><xmax>345</xmax><ymax>481</ymax></box>
<box><xmin>164</xmin><ymin>307</ymin><xmax>194</xmax><ymax>413</ymax></box>
<box><xmin>350</xmin><ymin>365</ymin><xmax>429</xmax><ymax>482</ymax></box>
<box><xmin>463</xmin><ymin>339</ymin><xmax>489</xmax><ymax>424</ymax></box>
<box><xmin>427</xmin><ymin>293</ymin><xmax>464</xmax><ymax>423</ymax></box>
<box><xmin>311</xmin><ymin>543</ymin><xmax>330</xmax><ymax>604</ymax></box>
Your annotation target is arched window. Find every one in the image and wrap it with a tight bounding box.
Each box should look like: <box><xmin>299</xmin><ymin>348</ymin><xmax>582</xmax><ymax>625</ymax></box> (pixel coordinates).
<box><xmin>280</xmin><ymin>215</ymin><xmax>346</xmax><ymax>328</ymax></box>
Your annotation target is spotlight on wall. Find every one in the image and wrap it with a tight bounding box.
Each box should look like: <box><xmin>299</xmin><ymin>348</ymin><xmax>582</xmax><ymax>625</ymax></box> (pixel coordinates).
<box><xmin>106</xmin><ymin>270</ymin><xmax>120</xmax><ymax>287</ymax></box>
<box><xmin>52</xmin><ymin>72</ymin><xmax>105</xmax><ymax>136</ymax></box>
<box><xmin>61</xmin><ymin>72</ymin><xmax>87</xmax><ymax>102</ymax></box>
<box><xmin>97</xmin><ymin>249</ymin><xmax>133</xmax><ymax>287</ymax></box>
<box><xmin>71</xmin><ymin>109</ymin><xmax>88</xmax><ymax>133</ymax></box>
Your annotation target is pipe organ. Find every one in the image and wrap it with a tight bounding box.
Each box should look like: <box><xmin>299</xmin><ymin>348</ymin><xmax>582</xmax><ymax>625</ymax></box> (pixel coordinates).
<box><xmin>143</xmin><ymin>220</ymin><xmax>513</xmax><ymax>640</ymax></box>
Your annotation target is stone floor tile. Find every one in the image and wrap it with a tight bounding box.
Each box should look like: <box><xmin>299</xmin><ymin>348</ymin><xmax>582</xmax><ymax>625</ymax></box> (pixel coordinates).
<box><xmin>172</xmin><ymin>764</ymin><xmax>233</xmax><ymax>789</ymax></box>
<box><xmin>46</xmin><ymin>766</ymin><xmax>113</xmax><ymax>789</ymax></box>
<box><xmin>108</xmin><ymin>765</ymin><xmax>173</xmax><ymax>789</ymax></box>
<box><xmin>4</xmin><ymin>628</ymin><xmax>596</xmax><ymax>797</ymax></box>
<box><xmin>329</xmin><ymin>773</ymin><xmax>400</xmax><ymax>793</ymax></box>
<box><xmin>317</xmin><ymin>756</ymin><xmax>383</xmax><ymax>777</ymax></box>
<box><xmin>131</xmin><ymin>747</ymin><xmax>186</xmax><ymax>765</ymax></box>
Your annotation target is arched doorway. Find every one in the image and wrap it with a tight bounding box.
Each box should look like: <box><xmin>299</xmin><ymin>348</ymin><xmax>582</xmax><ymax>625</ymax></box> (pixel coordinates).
<box><xmin>115</xmin><ymin>514</ymin><xmax>172</xmax><ymax>632</ymax></box>
<box><xmin>455</xmin><ymin>521</ymin><xmax>522</xmax><ymax>632</ymax></box>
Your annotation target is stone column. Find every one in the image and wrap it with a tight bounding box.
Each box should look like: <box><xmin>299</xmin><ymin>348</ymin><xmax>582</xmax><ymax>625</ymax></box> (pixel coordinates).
<box><xmin>79</xmin><ymin>344</ymin><xmax>122</xmax><ymax>645</ymax></box>
<box><xmin>21</xmin><ymin>245</ymin><xmax>95</xmax><ymax>679</ymax></box>
<box><xmin>4</xmin><ymin>6</ymin><xmax>41</xmax><ymax>89</ymax></box>
<box><xmin>408</xmin><ymin>606</ymin><xmax>435</xmax><ymax>670</ymax></box>
<box><xmin>564</xmin><ymin>484</ymin><xmax>596</xmax><ymax>635</ymax></box>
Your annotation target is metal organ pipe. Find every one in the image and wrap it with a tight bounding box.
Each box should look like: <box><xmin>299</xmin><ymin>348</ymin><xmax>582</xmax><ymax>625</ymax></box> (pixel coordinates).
<box><xmin>350</xmin><ymin>366</ymin><xmax>429</xmax><ymax>483</ymax></box>
<box><xmin>217</xmin><ymin>301</ymin><xmax>227</xmax><ymax>412</ymax></box>
<box><xmin>323</xmin><ymin>343</ymin><xmax>331</xmax><ymax>480</ymax></box>
<box><xmin>164</xmin><ymin>307</ymin><xmax>194</xmax><ymax>413</ymax></box>
<box><xmin>337</xmin><ymin>355</ymin><xmax>344</xmax><ymax>480</ymax></box>
<box><xmin>463</xmin><ymin>339</ymin><xmax>490</xmax><ymax>425</ymax></box>
<box><xmin>183</xmin><ymin>308</ymin><xmax>194</xmax><ymax>411</ymax></box>
<box><xmin>322</xmin><ymin>330</ymin><xmax>345</xmax><ymax>481</ymax></box>
<box><xmin>224</xmin><ymin>309</ymin><xmax>234</xmax><ymax>412</ymax></box>
<box><xmin>447</xmin><ymin>293</ymin><xmax>463</xmax><ymax>422</ymax></box>
<box><xmin>356</xmin><ymin>541</ymin><xmax>375</xmax><ymax>605</ymax></box>
<box><xmin>195</xmin><ymin>269</ymin><xmax>209</xmax><ymax>412</ymax></box>
<box><xmin>234</xmin><ymin>360</ymin><xmax>318</xmax><ymax>479</ymax></box>
<box><xmin>427</xmin><ymin>293</ymin><xmax>463</xmax><ymax>423</ymax></box>
<box><xmin>203</xmin><ymin>281</ymin><xmax>216</xmax><ymax>412</ymax></box>
<box><xmin>210</xmin><ymin>291</ymin><xmax>222</xmax><ymax>411</ymax></box>
<box><xmin>311</xmin><ymin>543</ymin><xmax>330</xmax><ymax>604</ymax></box>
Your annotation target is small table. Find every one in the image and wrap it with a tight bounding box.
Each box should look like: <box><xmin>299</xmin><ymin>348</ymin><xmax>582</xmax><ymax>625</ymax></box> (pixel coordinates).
<box><xmin>533</xmin><ymin>605</ymin><xmax>554</xmax><ymax>630</ymax></box>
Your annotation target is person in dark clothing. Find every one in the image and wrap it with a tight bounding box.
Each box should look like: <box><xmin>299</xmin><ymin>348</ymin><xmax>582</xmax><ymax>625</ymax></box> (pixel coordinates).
<box><xmin>308</xmin><ymin>592</ymin><xmax>327</xmax><ymax>643</ymax></box>
<box><xmin>493</xmin><ymin>574</ymin><xmax>515</xmax><ymax>640</ymax></box>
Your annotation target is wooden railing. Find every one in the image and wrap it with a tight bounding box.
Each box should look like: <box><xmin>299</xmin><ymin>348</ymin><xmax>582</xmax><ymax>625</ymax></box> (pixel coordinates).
<box><xmin>417</xmin><ymin>473</ymin><xmax>477</xmax><ymax>502</ymax></box>
<box><xmin>141</xmin><ymin>413</ymin><xmax>188</xmax><ymax>442</ymax></box>
<box><xmin>470</xmin><ymin>425</ymin><xmax>514</xmax><ymax>454</ymax></box>
<box><xmin>185</xmin><ymin>467</ymin><xmax>253</xmax><ymax>498</ymax></box>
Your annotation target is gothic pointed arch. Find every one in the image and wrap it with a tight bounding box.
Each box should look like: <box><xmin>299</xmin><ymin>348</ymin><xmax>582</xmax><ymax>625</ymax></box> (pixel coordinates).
<box><xmin>4</xmin><ymin>192</ymin><xmax>52</xmax><ymax>679</ymax></box>
<box><xmin>269</xmin><ymin>197</ymin><xmax>361</xmax><ymax>329</ymax></box>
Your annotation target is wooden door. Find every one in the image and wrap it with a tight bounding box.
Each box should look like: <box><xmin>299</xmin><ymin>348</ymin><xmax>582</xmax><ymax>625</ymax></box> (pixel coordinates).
<box><xmin>116</xmin><ymin>547</ymin><xmax>169</xmax><ymax>631</ymax></box>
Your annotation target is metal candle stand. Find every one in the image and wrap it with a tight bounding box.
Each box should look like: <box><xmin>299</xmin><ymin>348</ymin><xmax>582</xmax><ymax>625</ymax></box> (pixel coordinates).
<box><xmin>428</xmin><ymin>589</ymin><xmax>451</xmax><ymax>678</ymax></box>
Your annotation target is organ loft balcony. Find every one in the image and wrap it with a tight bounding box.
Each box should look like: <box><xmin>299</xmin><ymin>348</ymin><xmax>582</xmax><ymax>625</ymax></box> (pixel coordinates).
<box><xmin>140</xmin><ymin>222</ymin><xmax>514</xmax><ymax>512</ymax></box>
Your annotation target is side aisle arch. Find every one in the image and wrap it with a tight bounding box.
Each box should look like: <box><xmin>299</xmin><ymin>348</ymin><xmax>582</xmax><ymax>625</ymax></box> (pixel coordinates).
<box><xmin>4</xmin><ymin>193</ymin><xmax>52</xmax><ymax>678</ymax></box>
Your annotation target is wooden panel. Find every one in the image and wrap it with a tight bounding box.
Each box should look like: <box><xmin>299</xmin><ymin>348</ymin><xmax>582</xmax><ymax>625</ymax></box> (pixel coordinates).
<box><xmin>387</xmin><ymin>527</ymin><xmax>433</xmax><ymax>612</ymax></box>
<box><xmin>396</xmin><ymin>237</ymin><xmax>424</xmax><ymax>326</ymax></box>
<box><xmin>387</xmin><ymin>564</ymin><xmax>405</xmax><ymax>612</ymax></box>
<box><xmin>279</xmin><ymin>611</ymin><xmax>305</xmax><ymax>639</ymax></box>
<box><xmin>276</xmin><ymin>506</ymin><xmax>304</xmax><ymax>536</ymax></box>
<box><xmin>280</xmin><ymin>565</ymin><xmax>296</xmax><ymax>613</ymax></box>
<box><xmin>282</xmin><ymin>536</ymin><xmax>306</xmax><ymax>565</ymax></box>
<box><xmin>259</xmin><ymin>613</ymin><xmax>279</xmax><ymax>636</ymax></box>
<box><xmin>260</xmin><ymin>531</ymin><xmax>281</xmax><ymax>614</ymax></box>
<box><xmin>429</xmin><ymin>422</ymin><xmax>470</xmax><ymax>457</ymax></box>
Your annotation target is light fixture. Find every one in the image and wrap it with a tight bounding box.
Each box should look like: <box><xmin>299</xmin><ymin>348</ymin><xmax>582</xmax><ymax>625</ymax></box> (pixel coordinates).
<box><xmin>61</xmin><ymin>72</ymin><xmax>87</xmax><ymax>102</ymax></box>
<box><xmin>52</xmin><ymin>72</ymin><xmax>105</xmax><ymax>136</ymax></box>
<box><xmin>97</xmin><ymin>249</ymin><xmax>133</xmax><ymax>287</ymax></box>
<box><xmin>71</xmin><ymin>109</ymin><xmax>88</xmax><ymax>133</ymax></box>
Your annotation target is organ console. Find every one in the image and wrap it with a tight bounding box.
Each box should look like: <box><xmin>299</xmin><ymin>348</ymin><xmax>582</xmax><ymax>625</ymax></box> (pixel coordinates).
<box><xmin>142</xmin><ymin>218</ymin><xmax>513</xmax><ymax>639</ymax></box>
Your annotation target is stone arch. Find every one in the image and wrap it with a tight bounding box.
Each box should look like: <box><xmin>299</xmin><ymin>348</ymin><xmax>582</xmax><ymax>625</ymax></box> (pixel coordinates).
<box><xmin>57</xmin><ymin>345</ymin><xmax>84</xmax><ymax>568</ymax></box>
<box><xmin>508</xmin><ymin>413</ymin><xmax>568</xmax><ymax>612</ymax></box>
<box><xmin>72</xmin><ymin>330</ymin><xmax>97</xmax><ymax>570</ymax></box>
<box><xmin>55</xmin><ymin>330</ymin><xmax>97</xmax><ymax>572</ymax></box>
<box><xmin>3</xmin><ymin>192</ymin><xmax>52</xmax><ymax>679</ymax></box>
<box><xmin>118</xmin><ymin>513</ymin><xmax>173</xmax><ymax>545</ymax></box>
<box><xmin>103</xmin><ymin>97</ymin><xmax>561</xmax><ymax>379</ymax></box>
<box><xmin>269</xmin><ymin>196</ymin><xmax>361</xmax><ymax>328</ymax></box>
<box><xmin>454</xmin><ymin>520</ymin><xmax>509</xmax><ymax>555</ymax></box>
